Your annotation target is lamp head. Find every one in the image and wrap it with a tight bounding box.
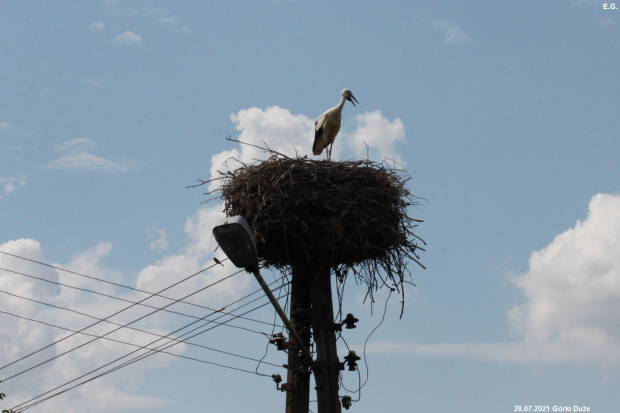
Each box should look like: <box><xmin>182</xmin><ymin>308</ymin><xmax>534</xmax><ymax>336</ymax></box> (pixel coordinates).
<box><xmin>212</xmin><ymin>215</ymin><xmax>258</xmax><ymax>271</ymax></box>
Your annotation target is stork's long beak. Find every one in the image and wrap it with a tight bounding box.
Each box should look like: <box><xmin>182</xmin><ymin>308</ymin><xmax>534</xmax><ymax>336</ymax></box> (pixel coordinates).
<box><xmin>348</xmin><ymin>94</ymin><xmax>359</xmax><ymax>106</ymax></box>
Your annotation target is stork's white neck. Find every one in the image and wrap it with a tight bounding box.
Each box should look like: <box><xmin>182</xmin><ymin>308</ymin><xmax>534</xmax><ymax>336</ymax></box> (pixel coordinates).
<box><xmin>336</xmin><ymin>95</ymin><xmax>347</xmax><ymax>110</ymax></box>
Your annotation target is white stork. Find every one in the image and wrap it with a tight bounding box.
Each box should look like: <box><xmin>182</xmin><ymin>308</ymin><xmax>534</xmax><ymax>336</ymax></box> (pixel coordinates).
<box><xmin>312</xmin><ymin>89</ymin><xmax>358</xmax><ymax>161</ymax></box>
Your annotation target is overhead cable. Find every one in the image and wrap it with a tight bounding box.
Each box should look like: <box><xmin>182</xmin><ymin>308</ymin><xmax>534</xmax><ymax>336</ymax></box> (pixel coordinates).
<box><xmin>1</xmin><ymin>263</ymin><xmax>239</xmax><ymax>382</ymax></box>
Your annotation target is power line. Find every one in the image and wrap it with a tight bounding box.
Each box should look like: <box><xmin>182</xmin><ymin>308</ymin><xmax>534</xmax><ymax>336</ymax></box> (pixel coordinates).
<box><xmin>0</xmin><ymin>263</ymin><xmax>282</xmax><ymax>347</ymax></box>
<box><xmin>0</xmin><ymin>291</ymin><xmax>283</xmax><ymax>368</ymax></box>
<box><xmin>102</xmin><ymin>296</ymin><xmax>275</xmax><ymax>379</ymax></box>
<box><xmin>0</xmin><ymin>267</ymin><xmax>288</xmax><ymax>379</ymax></box>
<box><xmin>96</xmin><ymin>279</ymin><xmax>290</xmax><ymax>378</ymax></box>
<box><xmin>4</xmin><ymin>272</ymin><xmax>291</xmax><ymax>411</ymax></box>
<box><xmin>0</xmin><ymin>287</ymin><xmax>177</xmax><ymax>343</ymax></box>
<box><xmin>0</xmin><ymin>282</ymin><xmax>281</xmax><ymax>350</ymax></box>
<box><xmin>1</xmin><ymin>251</ymin><xmax>294</xmax><ymax>411</ymax></box>
<box><xmin>9</xmin><ymin>299</ymin><xmax>269</xmax><ymax>412</ymax></box>
<box><xmin>0</xmin><ymin>250</ymin><xmax>272</xmax><ymax>326</ymax></box>
<box><xmin>0</xmin><ymin>284</ymin><xmax>278</xmax><ymax>374</ymax></box>
<box><xmin>0</xmin><ymin>263</ymin><xmax>281</xmax><ymax>329</ymax></box>
<box><xmin>1</xmin><ymin>262</ymin><xmax>239</xmax><ymax>382</ymax></box>
<box><xmin>0</xmin><ymin>308</ymin><xmax>284</xmax><ymax>369</ymax></box>
<box><xmin>10</xmin><ymin>285</ymin><xmax>285</xmax><ymax>412</ymax></box>
<box><xmin>13</xmin><ymin>302</ymin><xmax>275</xmax><ymax>412</ymax></box>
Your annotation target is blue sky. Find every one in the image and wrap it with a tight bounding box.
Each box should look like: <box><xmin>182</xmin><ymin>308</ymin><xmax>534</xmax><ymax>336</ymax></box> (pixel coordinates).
<box><xmin>1</xmin><ymin>1</ymin><xmax>619</xmax><ymax>412</ymax></box>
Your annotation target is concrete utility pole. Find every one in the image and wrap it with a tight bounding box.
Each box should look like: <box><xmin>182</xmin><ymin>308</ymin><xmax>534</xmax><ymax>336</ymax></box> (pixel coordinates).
<box><xmin>281</xmin><ymin>262</ymin><xmax>343</xmax><ymax>413</ymax></box>
<box><xmin>310</xmin><ymin>264</ymin><xmax>343</xmax><ymax>413</ymax></box>
<box><xmin>284</xmin><ymin>266</ymin><xmax>312</xmax><ymax>413</ymax></box>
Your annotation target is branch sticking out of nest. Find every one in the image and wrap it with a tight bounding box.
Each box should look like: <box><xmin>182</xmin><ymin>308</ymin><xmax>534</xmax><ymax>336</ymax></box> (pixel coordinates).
<box><xmin>197</xmin><ymin>139</ymin><xmax>426</xmax><ymax>313</ymax></box>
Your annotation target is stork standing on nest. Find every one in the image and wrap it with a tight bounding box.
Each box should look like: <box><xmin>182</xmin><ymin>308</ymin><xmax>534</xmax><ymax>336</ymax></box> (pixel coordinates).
<box><xmin>312</xmin><ymin>89</ymin><xmax>359</xmax><ymax>161</ymax></box>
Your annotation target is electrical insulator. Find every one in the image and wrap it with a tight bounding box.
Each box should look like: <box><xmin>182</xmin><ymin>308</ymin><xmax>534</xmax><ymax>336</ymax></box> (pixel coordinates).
<box><xmin>271</xmin><ymin>374</ymin><xmax>282</xmax><ymax>390</ymax></box>
<box><xmin>344</xmin><ymin>350</ymin><xmax>361</xmax><ymax>371</ymax></box>
<box><xmin>342</xmin><ymin>395</ymin><xmax>352</xmax><ymax>410</ymax></box>
<box><xmin>270</xmin><ymin>332</ymin><xmax>286</xmax><ymax>350</ymax></box>
<box><xmin>342</xmin><ymin>313</ymin><xmax>359</xmax><ymax>329</ymax></box>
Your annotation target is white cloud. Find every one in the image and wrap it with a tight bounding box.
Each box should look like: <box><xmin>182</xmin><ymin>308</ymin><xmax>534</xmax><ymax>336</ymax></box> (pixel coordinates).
<box><xmin>432</xmin><ymin>20</ymin><xmax>470</xmax><ymax>45</ymax></box>
<box><xmin>508</xmin><ymin>193</ymin><xmax>620</xmax><ymax>364</ymax></box>
<box><xmin>47</xmin><ymin>153</ymin><xmax>132</xmax><ymax>171</ymax></box>
<box><xmin>146</xmin><ymin>227</ymin><xmax>169</xmax><ymax>252</ymax></box>
<box><xmin>365</xmin><ymin>193</ymin><xmax>620</xmax><ymax>366</ymax></box>
<box><xmin>345</xmin><ymin>110</ymin><xmax>407</xmax><ymax>165</ymax></box>
<box><xmin>46</xmin><ymin>138</ymin><xmax>134</xmax><ymax>172</ymax></box>
<box><xmin>55</xmin><ymin>137</ymin><xmax>95</xmax><ymax>152</ymax></box>
<box><xmin>208</xmin><ymin>106</ymin><xmax>315</xmax><ymax>192</ymax></box>
<box><xmin>89</xmin><ymin>21</ymin><xmax>105</xmax><ymax>31</ymax></box>
<box><xmin>0</xmin><ymin>239</ymin><xmax>60</xmax><ymax>300</ymax></box>
<box><xmin>230</xmin><ymin>106</ymin><xmax>315</xmax><ymax>158</ymax></box>
<box><xmin>135</xmin><ymin>206</ymin><xmax>251</xmax><ymax>304</ymax></box>
<box><xmin>0</xmin><ymin>178</ymin><xmax>25</xmax><ymax>200</ymax></box>
<box><xmin>113</xmin><ymin>31</ymin><xmax>142</xmax><ymax>45</ymax></box>
<box><xmin>0</xmin><ymin>121</ymin><xmax>11</xmax><ymax>132</ymax></box>
<box><xmin>209</xmin><ymin>106</ymin><xmax>408</xmax><ymax>191</ymax></box>
<box><xmin>0</xmin><ymin>226</ymin><xmax>236</xmax><ymax>412</ymax></box>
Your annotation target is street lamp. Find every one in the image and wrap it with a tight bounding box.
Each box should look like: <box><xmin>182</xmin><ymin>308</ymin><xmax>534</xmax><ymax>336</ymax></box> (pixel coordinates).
<box><xmin>212</xmin><ymin>216</ymin><xmax>318</xmax><ymax>377</ymax></box>
<box><xmin>212</xmin><ymin>215</ymin><xmax>259</xmax><ymax>272</ymax></box>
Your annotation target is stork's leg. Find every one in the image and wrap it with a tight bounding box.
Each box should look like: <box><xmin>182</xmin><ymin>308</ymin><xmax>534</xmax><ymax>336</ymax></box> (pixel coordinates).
<box><xmin>327</xmin><ymin>143</ymin><xmax>333</xmax><ymax>161</ymax></box>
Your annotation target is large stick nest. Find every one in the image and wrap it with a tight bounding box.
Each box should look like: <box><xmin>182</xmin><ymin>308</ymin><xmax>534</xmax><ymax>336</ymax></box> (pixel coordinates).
<box><xmin>196</xmin><ymin>140</ymin><xmax>425</xmax><ymax>305</ymax></box>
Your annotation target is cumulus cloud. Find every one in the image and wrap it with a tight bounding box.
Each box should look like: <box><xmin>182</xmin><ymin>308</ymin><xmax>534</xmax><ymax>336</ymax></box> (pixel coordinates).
<box><xmin>113</xmin><ymin>31</ymin><xmax>142</xmax><ymax>45</ymax></box>
<box><xmin>0</xmin><ymin>239</ymin><xmax>60</xmax><ymax>301</ymax></box>
<box><xmin>365</xmin><ymin>193</ymin><xmax>620</xmax><ymax>366</ymax></box>
<box><xmin>432</xmin><ymin>20</ymin><xmax>470</xmax><ymax>45</ymax></box>
<box><xmin>207</xmin><ymin>106</ymin><xmax>314</xmax><ymax>192</ymax></box>
<box><xmin>0</xmin><ymin>210</ymin><xmax>246</xmax><ymax>412</ymax></box>
<box><xmin>0</xmin><ymin>240</ymin><xmax>177</xmax><ymax>412</ymax></box>
<box><xmin>135</xmin><ymin>206</ymin><xmax>251</xmax><ymax>303</ymax></box>
<box><xmin>231</xmin><ymin>106</ymin><xmax>315</xmax><ymax>158</ymax></box>
<box><xmin>345</xmin><ymin>111</ymin><xmax>407</xmax><ymax>165</ymax></box>
<box><xmin>209</xmin><ymin>106</ymin><xmax>407</xmax><ymax>191</ymax></box>
<box><xmin>508</xmin><ymin>193</ymin><xmax>620</xmax><ymax>364</ymax></box>
<box><xmin>46</xmin><ymin>138</ymin><xmax>135</xmax><ymax>171</ymax></box>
